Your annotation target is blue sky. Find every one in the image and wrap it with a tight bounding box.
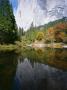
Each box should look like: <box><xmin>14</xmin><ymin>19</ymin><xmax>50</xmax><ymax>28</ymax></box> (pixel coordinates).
<box><xmin>9</xmin><ymin>0</ymin><xmax>18</xmax><ymax>11</ymax></box>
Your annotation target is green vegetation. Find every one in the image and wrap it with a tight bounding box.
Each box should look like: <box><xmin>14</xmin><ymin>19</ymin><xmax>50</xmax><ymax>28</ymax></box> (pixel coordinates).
<box><xmin>36</xmin><ymin>32</ymin><xmax>44</xmax><ymax>41</ymax></box>
<box><xmin>0</xmin><ymin>44</ymin><xmax>17</xmax><ymax>51</ymax></box>
<box><xmin>21</xmin><ymin>17</ymin><xmax>67</xmax><ymax>48</ymax></box>
<box><xmin>0</xmin><ymin>0</ymin><xmax>18</xmax><ymax>44</ymax></box>
<box><xmin>16</xmin><ymin>47</ymin><xmax>67</xmax><ymax>70</ymax></box>
<box><xmin>0</xmin><ymin>51</ymin><xmax>18</xmax><ymax>90</ymax></box>
<box><xmin>0</xmin><ymin>0</ymin><xmax>67</xmax><ymax>51</ymax></box>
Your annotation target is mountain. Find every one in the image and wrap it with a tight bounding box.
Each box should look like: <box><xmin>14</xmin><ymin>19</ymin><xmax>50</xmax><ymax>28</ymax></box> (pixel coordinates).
<box><xmin>15</xmin><ymin>0</ymin><xmax>67</xmax><ymax>31</ymax></box>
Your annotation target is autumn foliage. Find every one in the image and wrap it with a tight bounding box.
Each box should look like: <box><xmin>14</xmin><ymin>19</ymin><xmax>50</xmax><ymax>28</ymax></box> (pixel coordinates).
<box><xmin>46</xmin><ymin>22</ymin><xmax>67</xmax><ymax>42</ymax></box>
<box><xmin>36</xmin><ymin>32</ymin><xmax>44</xmax><ymax>41</ymax></box>
<box><xmin>54</xmin><ymin>23</ymin><xmax>67</xmax><ymax>31</ymax></box>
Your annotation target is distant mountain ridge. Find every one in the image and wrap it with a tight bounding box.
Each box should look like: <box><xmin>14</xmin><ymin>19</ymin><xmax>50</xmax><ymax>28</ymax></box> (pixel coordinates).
<box><xmin>32</xmin><ymin>17</ymin><xmax>67</xmax><ymax>30</ymax></box>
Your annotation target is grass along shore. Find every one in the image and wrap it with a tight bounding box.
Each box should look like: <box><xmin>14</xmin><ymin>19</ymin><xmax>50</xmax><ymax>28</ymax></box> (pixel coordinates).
<box><xmin>0</xmin><ymin>44</ymin><xmax>17</xmax><ymax>51</ymax></box>
<box><xmin>0</xmin><ymin>41</ymin><xmax>67</xmax><ymax>52</ymax></box>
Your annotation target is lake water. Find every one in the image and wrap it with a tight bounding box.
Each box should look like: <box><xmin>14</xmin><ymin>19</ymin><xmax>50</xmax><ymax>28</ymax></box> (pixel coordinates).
<box><xmin>0</xmin><ymin>48</ymin><xmax>67</xmax><ymax>90</ymax></box>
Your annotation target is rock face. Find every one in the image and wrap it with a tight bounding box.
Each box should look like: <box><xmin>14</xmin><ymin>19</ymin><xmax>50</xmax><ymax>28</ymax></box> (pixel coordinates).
<box><xmin>15</xmin><ymin>0</ymin><xmax>67</xmax><ymax>30</ymax></box>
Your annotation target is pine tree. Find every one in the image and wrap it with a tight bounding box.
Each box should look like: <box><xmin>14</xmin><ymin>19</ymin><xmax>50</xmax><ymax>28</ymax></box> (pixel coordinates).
<box><xmin>0</xmin><ymin>0</ymin><xmax>18</xmax><ymax>43</ymax></box>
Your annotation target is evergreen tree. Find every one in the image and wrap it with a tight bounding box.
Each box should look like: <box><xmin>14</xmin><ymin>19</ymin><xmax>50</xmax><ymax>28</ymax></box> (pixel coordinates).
<box><xmin>0</xmin><ymin>0</ymin><xmax>18</xmax><ymax>44</ymax></box>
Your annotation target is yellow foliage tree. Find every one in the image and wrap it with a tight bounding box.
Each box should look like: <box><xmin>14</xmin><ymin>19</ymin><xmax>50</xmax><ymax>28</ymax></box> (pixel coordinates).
<box><xmin>36</xmin><ymin>32</ymin><xmax>44</xmax><ymax>41</ymax></box>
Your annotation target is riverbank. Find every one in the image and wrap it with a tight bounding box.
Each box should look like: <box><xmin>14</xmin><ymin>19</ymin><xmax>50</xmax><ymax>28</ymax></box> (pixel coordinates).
<box><xmin>0</xmin><ymin>42</ymin><xmax>67</xmax><ymax>52</ymax></box>
<box><xmin>0</xmin><ymin>44</ymin><xmax>17</xmax><ymax>51</ymax></box>
<box><xmin>0</xmin><ymin>40</ymin><xmax>25</xmax><ymax>52</ymax></box>
<box><xmin>27</xmin><ymin>43</ymin><xmax>67</xmax><ymax>49</ymax></box>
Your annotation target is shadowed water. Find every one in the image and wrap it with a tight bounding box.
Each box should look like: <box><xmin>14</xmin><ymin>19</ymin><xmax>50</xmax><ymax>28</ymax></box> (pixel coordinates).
<box><xmin>0</xmin><ymin>48</ymin><xmax>67</xmax><ymax>90</ymax></box>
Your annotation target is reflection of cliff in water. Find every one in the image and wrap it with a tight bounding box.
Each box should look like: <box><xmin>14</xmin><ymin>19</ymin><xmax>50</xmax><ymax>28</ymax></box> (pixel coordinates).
<box><xmin>19</xmin><ymin>48</ymin><xmax>67</xmax><ymax>70</ymax></box>
<box><xmin>15</xmin><ymin>58</ymin><xmax>67</xmax><ymax>90</ymax></box>
<box><xmin>0</xmin><ymin>48</ymin><xmax>67</xmax><ymax>90</ymax></box>
<box><xmin>0</xmin><ymin>52</ymin><xmax>18</xmax><ymax>90</ymax></box>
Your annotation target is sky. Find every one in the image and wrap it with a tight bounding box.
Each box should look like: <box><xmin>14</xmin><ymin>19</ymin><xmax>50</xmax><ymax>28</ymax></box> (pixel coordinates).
<box><xmin>9</xmin><ymin>0</ymin><xmax>18</xmax><ymax>13</ymax></box>
<box><xmin>10</xmin><ymin>0</ymin><xmax>67</xmax><ymax>31</ymax></box>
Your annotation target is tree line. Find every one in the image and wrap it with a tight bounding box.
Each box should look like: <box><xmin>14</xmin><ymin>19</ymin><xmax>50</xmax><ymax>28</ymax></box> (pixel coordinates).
<box><xmin>0</xmin><ymin>0</ymin><xmax>18</xmax><ymax>44</ymax></box>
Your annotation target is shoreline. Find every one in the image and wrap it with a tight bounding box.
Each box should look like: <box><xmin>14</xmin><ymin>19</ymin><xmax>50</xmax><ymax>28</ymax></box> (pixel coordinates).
<box><xmin>0</xmin><ymin>43</ymin><xmax>67</xmax><ymax>52</ymax></box>
<box><xmin>27</xmin><ymin>43</ymin><xmax>67</xmax><ymax>49</ymax></box>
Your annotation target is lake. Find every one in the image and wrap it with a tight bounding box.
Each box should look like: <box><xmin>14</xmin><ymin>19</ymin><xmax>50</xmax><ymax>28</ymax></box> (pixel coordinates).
<box><xmin>0</xmin><ymin>48</ymin><xmax>67</xmax><ymax>90</ymax></box>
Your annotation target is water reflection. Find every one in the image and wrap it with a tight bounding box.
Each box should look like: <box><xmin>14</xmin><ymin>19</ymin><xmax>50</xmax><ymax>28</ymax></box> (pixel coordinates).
<box><xmin>0</xmin><ymin>52</ymin><xmax>18</xmax><ymax>90</ymax></box>
<box><xmin>15</xmin><ymin>58</ymin><xmax>67</xmax><ymax>90</ymax></box>
<box><xmin>0</xmin><ymin>48</ymin><xmax>67</xmax><ymax>90</ymax></box>
<box><xmin>19</xmin><ymin>48</ymin><xmax>67</xmax><ymax>70</ymax></box>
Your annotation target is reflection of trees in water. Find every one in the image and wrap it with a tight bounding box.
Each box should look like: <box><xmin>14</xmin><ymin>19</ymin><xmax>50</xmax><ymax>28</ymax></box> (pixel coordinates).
<box><xmin>0</xmin><ymin>52</ymin><xmax>18</xmax><ymax>90</ymax></box>
<box><xmin>16</xmin><ymin>48</ymin><xmax>67</xmax><ymax>90</ymax></box>
<box><xmin>0</xmin><ymin>49</ymin><xmax>67</xmax><ymax>90</ymax></box>
<box><xmin>19</xmin><ymin>48</ymin><xmax>67</xmax><ymax>70</ymax></box>
<box><xmin>54</xmin><ymin>49</ymin><xmax>67</xmax><ymax>61</ymax></box>
<box><xmin>47</xmin><ymin>49</ymin><xmax>67</xmax><ymax>70</ymax></box>
<box><xmin>15</xmin><ymin>58</ymin><xmax>67</xmax><ymax>90</ymax></box>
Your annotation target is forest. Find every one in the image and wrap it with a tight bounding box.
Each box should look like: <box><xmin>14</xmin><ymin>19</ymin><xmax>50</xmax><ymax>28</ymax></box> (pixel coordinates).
<box><xmin>0</xmin><ymin>0</ymin><xmax>18</xmax><ymax>44</ymax></box>
<box><xmin>21</xmin><ymin>17</ymin><xmax>67</xmax><ymax>48</ymax></box>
